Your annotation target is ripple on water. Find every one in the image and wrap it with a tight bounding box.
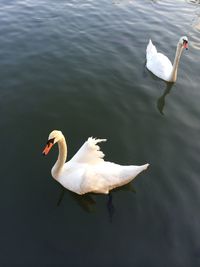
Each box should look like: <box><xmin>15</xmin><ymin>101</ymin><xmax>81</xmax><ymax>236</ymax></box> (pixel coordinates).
<box><xmin>186</xmin><ymin>0</ymin><xmax>200</xmax><ymax>4</ymax></box>
<box><xmin>191</xmin><ymin>11</ymin><xmax>200</xmax><ymax>49</ymax></box>
<box><xmin>186</xmin><ymin>0</ymin><xmax>200</xmax><ymax>49</ymax></box>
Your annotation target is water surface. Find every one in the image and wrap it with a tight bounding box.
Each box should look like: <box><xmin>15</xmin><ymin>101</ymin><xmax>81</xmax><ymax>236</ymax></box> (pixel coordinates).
<box><xmin>0</xmin><ymin>0</ymin><xmax>200</xmax><ymax>265</ymax></box>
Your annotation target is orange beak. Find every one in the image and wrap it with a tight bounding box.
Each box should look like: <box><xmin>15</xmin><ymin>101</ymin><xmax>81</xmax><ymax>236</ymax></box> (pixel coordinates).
<box><xmin>43</xmin><ymin>142</ymin><xmax>54</xmax><ymax>156</ymax></box>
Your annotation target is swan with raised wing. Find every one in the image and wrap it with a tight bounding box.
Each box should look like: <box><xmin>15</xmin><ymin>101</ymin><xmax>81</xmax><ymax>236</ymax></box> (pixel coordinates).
<box><xmin>146</xmin><ymin>36</ymin><xmax>188</xmax><ymax>82</ymax></box>
<box><xmin>42</xmin><ymin>130</ymin><xmax>149</xmax><ymax>195</ymax></box>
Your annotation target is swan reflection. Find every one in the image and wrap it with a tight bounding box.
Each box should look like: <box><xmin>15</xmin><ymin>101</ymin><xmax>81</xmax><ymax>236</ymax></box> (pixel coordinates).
<box><xmin>156</xmin><ymin>83</ymin><xmax>174</xmax><ymax>115</ymax></box>
<box><xmin>57</xmin><ymin>182</ymin><xmax>136</xmax><ymax>221</ymax></box>
<box><xmin>57</xmin><ymin>187</ymin><xmax>96</xmax><ymax>213</ymax></box>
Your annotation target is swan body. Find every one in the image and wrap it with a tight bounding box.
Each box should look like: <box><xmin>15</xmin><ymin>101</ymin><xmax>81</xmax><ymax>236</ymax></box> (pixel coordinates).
<box><xmin>43</xmin><ymin>130</ymin><xmax>149</xmax><ymax>195</ymax></box>
<box><xmin>146</xmin><ymin>36</ymin><xmax>188</xmax><ymax>82</ymax></box>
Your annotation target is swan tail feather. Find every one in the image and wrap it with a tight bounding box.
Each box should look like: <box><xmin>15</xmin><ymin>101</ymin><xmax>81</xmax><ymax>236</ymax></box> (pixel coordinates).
<box><xmin>142</xmin><ymin>163</ymin><xmax>150</xmax><ymax>170</ymax></box>
<box><xmin>127</xmin><ymin>163</ymin><xmax>150</xmax><ymax>182</ymax></box>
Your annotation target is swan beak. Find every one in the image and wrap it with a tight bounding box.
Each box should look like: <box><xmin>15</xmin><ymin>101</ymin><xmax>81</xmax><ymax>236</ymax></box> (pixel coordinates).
<box><xmin>43</xmin><ymin>142</ymin><xmax>53</xmax><ymax>156</ymax></box>
<box><xmin>183</xmin><ymin>41</ymin><xmax>188</xmax><ymax>50</ymax></box>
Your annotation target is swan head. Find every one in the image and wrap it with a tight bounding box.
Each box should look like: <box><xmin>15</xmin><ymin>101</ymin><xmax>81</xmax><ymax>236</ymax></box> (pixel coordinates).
<box><xmin>43</xmin><ymin>130</ymin><xmax>63</xmax><ymax>156</ymax></box>
<box><xmin>179</xmin><ymin>36</ymin><xmax>188</xmax><ymax>50</ymax></box>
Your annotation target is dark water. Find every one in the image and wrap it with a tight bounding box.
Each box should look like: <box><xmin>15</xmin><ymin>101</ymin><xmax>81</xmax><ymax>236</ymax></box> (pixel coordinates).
<box><xmin>0</xmin><ymin>0</ymin><xmax>200</xmax><ymax>265</ymax></box>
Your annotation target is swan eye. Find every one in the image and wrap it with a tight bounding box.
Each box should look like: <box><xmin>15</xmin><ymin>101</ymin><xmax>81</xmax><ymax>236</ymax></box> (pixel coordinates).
<box><xmin>183</xmin><ymin>39</ymin><xmax>188</xmax><ymax>44</ymax></box>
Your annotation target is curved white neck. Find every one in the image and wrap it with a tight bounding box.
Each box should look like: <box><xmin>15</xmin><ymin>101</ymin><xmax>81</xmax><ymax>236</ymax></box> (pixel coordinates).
<box><xmin>169</xmin><ymin>43</ymin><xmax>183</xmax><ymax>82</ymax></box>
<box><xmin>52</xmin><ymin>137</ymin><xmax>67</xmax><ymax>179</ymax></box>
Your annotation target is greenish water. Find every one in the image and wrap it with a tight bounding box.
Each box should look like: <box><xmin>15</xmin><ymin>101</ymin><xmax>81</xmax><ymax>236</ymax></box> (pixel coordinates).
<box><xmin>0</xmin><ymin>0</ymin><xmax>200</xmax><ymax>265</ymax></box>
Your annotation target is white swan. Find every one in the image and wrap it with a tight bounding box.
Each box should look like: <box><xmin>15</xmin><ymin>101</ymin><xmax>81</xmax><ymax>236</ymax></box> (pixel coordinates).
<box><xmin>146</xmin><ymin>36</ymin><xmax>188</xmax><ymax>82</ymax></box>
<box><xmin>42</xmin><ymin>130</ymin><xmax>149</xmax><ymax>195</ymax></box>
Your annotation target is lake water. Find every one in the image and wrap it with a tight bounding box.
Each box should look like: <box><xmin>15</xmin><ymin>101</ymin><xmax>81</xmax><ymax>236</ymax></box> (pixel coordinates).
<box><xmin>0</xmin><ymin>0</ymin><xmax>200</xmax><ymax>265</ymax></box>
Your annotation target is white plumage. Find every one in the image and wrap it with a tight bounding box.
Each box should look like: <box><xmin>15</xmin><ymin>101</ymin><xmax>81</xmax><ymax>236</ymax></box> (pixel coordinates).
<box><xmin>43</xmin><ymin>130</ymin><xmax>149</xmax><ymax>195</ymax></box>
<box><xmin>146</xmin><ymin>36</ymin><xmax>188</xmax><ymax>82</ymax></box>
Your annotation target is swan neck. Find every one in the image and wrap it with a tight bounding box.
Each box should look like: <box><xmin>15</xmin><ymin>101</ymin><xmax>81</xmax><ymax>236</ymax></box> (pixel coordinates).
<box><xmin>52</xmin><ymin>137</ymin><xmax>67</xmax><ymax>179</ymax></box>
<box><xmin>170</xmin><ymin>43</ymin><xmax>183</xmax><ymax>82</ymax></box>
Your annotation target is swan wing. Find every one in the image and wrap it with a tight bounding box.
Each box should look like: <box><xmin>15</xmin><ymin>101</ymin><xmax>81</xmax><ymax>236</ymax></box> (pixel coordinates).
<box><xmin>146</xmin><ymin>39</ymin><xmax>158</xmax><ymax>62</ymax></box>
<box><xmin>146</xmin><ymin>39</ymin><xmax>173</xmax><ymax>81</ymax></box>
<box><xmin>79</xmin><ymin>162</ymin><xmax>149</xmax><ymax>194</ymax></box>
<box><xmin>69</xmin><ymin>137</ymin><xmax>107</xmax><ymax>165</ymax></box>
